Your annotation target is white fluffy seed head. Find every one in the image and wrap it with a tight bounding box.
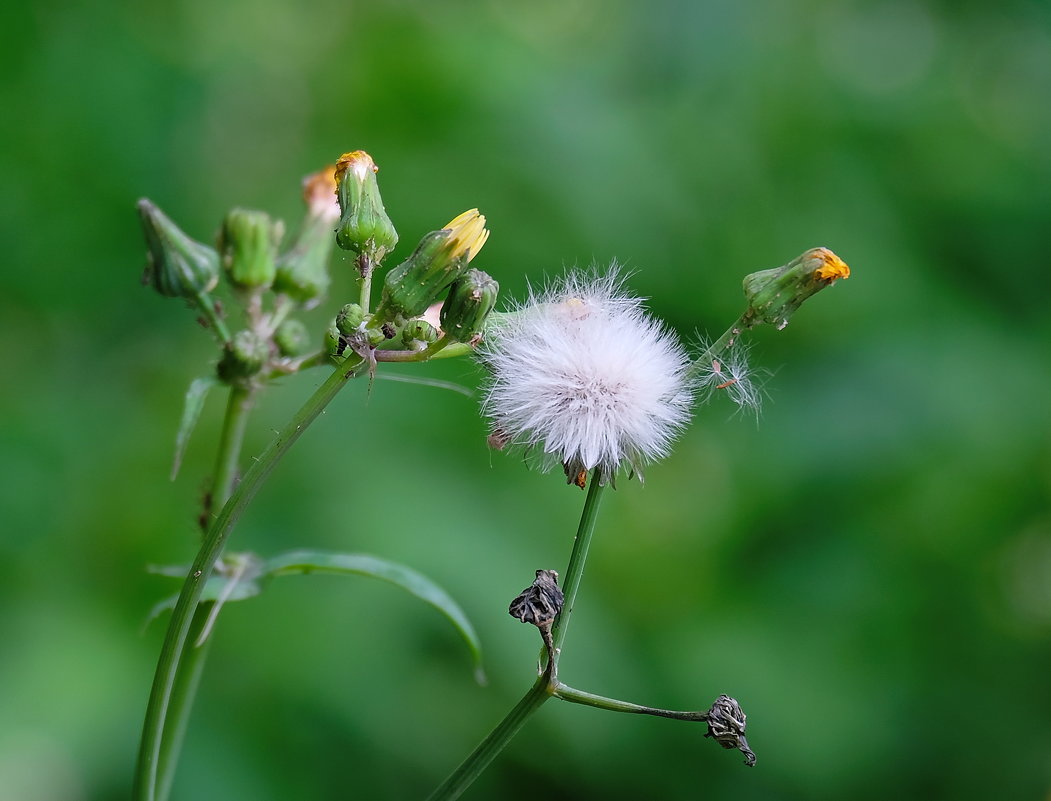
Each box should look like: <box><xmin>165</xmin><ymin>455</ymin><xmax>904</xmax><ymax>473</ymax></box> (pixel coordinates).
<box><xmin>479</xmin><ymin>270</ymin><xmax>693</xmax><ymax>481</ymax></box>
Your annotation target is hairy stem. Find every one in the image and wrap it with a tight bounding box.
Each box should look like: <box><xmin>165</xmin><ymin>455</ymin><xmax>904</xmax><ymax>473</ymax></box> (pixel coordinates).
<box><xmin>134</xmin><ymin>355</ymin><xmax>365</xmax><ymax>801</ymax></box>
<box><xmin>426</xmin><ymin>469</ymin><xmax>608</xmax><ymax>800</ymax></box>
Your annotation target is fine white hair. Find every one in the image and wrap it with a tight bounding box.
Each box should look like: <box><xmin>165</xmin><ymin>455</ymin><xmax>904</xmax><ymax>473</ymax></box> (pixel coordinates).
<box><xmin>479</xmin><ymin>269</ymin><xmax>693</xmax><ymax>481</ymax></box>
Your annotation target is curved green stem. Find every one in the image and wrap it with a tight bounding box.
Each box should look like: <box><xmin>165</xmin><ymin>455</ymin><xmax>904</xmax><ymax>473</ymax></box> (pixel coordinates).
<box><xmin>426</xmin><ymin>469</ymin><xmax>608</xmax><ymax>800</ymax></box>
<box><xmin>154</xmin><ymin>383</ymin><xmax>255</xmax><ymax>800</ymax></box>
<box><xmin>134</xmin><ymin>355</ymin><xmax>365</xmax><ymax>801</ymax></box>
<box><xmin>425</xmin><ymin>675</ymin><xmax>553</xmax><ymax>801</ymax></box>
<box><xmin>155</xmin><ymin>603</ymin><xmax>215</xmax><ymax>801</ymax></box>
<box><xmin>553</xmin><ymin>683</ymin><xmax>709</xmax><ymax>722</ymax></box>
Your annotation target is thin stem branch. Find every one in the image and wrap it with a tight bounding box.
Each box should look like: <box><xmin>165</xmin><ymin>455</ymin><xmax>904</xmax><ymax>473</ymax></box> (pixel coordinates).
<box><xmin>209</xmin><ymin>385</ymin><xmax>255</xmax><ymax>514</ymax></box>
<box><xmin>193</xmin><ymin>291</ymin><xmax>232</xmax><ymax>345</ymax></box>
<box><xmin>425</xmin><ymin>675</ymin><xmax>553</xmax><ymax>801</ymax></box>
<box><xmin>134</xmin><ymin>355</ymin><xmax>365</xmax><ymax>801</ymax></box>
<box><xmin>684</xmin><ymin>314</ymin><xmax>749</xmax><ymax>380</ymax></box>
<box><xmin>426</xmin><ymin>468</ymin><xmax>608</xmax><ymax>800</ymax></box>
<box><xmin>373</xmin><ymin>337</ymin><xmax>465</xmax><ymax>363</ymax></box>
<box><xmin>550</xmin><ymin>469</ymin><xmax>607</xmax><ymax>664</ymax></box>
<box><xmin>261</xmin><ymin>294</ymin><xmax>294</xmax><ymax>339</ymax></box>
<box><xmin>553</xmin><ymin>683</ymin><xmax>709</xmax><ymax>722</ymax></box>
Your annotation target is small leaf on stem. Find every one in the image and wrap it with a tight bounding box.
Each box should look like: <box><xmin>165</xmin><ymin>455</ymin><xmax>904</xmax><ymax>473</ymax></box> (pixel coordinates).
<box><xmin>171</xmin><ymin>376</ymin><xmax>219</xmax><ymax>480</ymax></box>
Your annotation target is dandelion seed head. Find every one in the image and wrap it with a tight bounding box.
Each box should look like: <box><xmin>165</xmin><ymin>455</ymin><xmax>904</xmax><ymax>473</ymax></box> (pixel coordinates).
<box><xmin>479</xmin><ymin>270</ymin><xmax>693</xmax><ymax>480</ymax></box>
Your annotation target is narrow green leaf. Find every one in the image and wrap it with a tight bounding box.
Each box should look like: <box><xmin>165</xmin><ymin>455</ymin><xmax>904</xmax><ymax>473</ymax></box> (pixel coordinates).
<box><xmin>171</xmin><ymin>376</ymin><xmax>219</xmax><ymax>480</ymax></box>
<box><xmin>265</xmin><ymin>549</ymin><xmax>486</xmax><ymax>684</ymax></box>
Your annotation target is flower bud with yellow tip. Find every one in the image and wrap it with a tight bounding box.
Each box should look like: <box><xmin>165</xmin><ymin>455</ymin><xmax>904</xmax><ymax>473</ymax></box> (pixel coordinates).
<box><xmin>741</xmin><ymin>247</ymin><xmax>850</xmax><ymax>331</ymax></box>
<box><xmin>373</xmin><ymin>209</ymin><xmax>490</xmax><ymax>323</ymax></box>
<box><xmin>334</xmin><ymin>150</ymin><xmax>398</xmax><ymax>260</ymax></box>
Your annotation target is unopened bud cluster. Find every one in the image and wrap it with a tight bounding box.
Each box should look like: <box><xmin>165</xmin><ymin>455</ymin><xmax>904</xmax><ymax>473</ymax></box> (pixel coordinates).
<box><xmin>138</xmin><ymin>149</ymin><xmax>501</xmax><ymax>390</ymax></box>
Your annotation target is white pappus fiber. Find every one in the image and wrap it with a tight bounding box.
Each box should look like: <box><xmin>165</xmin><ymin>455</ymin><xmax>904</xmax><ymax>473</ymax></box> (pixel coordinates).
<box><xmin>479</xmin><ymin>270</ymin><xmax>693</xmax><ymax>480</ymax></box>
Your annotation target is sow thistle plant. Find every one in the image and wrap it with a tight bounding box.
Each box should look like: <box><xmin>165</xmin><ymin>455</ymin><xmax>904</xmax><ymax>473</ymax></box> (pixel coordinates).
<box><xmin>133</xmin><ymin>148</ymin><xmax>849</xmax><ymax>801</ymax></box>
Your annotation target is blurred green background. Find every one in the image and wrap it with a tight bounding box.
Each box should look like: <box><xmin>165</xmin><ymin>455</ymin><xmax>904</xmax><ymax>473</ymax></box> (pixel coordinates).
<box><xmin>2</xmin><ymin>0</ymin><xmax>1050</xmax><ymax>799</ymax></box>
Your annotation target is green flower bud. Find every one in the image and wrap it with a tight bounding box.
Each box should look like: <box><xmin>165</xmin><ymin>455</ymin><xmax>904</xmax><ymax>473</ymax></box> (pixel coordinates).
<box><xmin>273</xmin><ymin>318</ymin><xmax>310</xmax><ymax>357</ymax></box>
<box><xmin>217</xmin><ymin>330</ymin><xmax>269</xmax><ymax>383</ymax></box>
<box><xmin>333</xmin><ymin>151</ymin><xmax>398</xmax><ymax>259</ymax></box>
<box><xmin>440</xmin><ymin>268</ymin><xmax>499</xmax><ymax>343</ymax></box>
<box><xmin>324</xmin><ymin>322</ymin><xmax>343</xmax><ymax>359</ymax></box>
<box><xmin>402</xmin><ymin>318</ymin><xmax>438</xmax><ymax>347</ymax></box>
<box><xmin>374</xmin><ymin>209</ymin><xmax>490</xmax><ymax>323</ymax></box>
<box><xmin>741</xmin><ymin>248</ymin><xmax>850</xmax><ymax>331</ymax></box>
<box><xmin>335</xmin><ymin>303</ymin><xmax>365</xmax><ymax>337</ymax></box>
<box><xmin>138</xmin><ymin>198</ymin><xmax>220</xmax><ymax>299</ymax></box>
<box><xmin>273</xmin><ymin>167</ymin><xmax>338</xmax><ymax>308</ymax></box>
<box><xmin>219</xmin><ymin>208</ymin><xmax>282</xmax><ymax>290</ymax></box>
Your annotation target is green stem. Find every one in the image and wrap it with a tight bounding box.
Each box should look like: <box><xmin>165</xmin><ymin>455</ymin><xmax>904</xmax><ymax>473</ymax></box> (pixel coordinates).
<box><xmin>262</xmin><ymin>294</ymin><xmax>294</xmax><ymax>338</ymax></box>
<box><xmin>425</xmin><ymin>675</ymin><xmax>553</xmax><ymax>801</ymax></box>
<box><xmin>193</xmin><ymin>291</ymin><xmax>232</xmax><ymax>345</ymax></box>
<box><xmin>153</xmin><ymin>384</ymin><xmax>256</xmax><ymax>800</ymax></box>
<box><xmin>553</xmin><ymin>683</ymin><xmax>709</xmax><ymax>722</ymax></box>
<box><xmin>134</xmin><ymin>355</ymin><xmax>365</xmax><ymax>801</ymax></box>
<box><xmin>155</xmin><ymin>603</ymin><xmax>215</xmax><ymax>801</ymax></box>
<box><xmin>684</xmin><ymin>315</ymin><xmax>749</xmax><ymax>380</ymax></box>
<box><xmin>550</xmin><ymin>469</ymin><xmax>607</xmax><ymax>663</ymax></box>
<box><xmin>374</xmin><ymin>338</ymin><xmax>464</xmax><ymax>363</ymax></box>
<box><xmin>210</xmin><ymin>385</ymin><xmax>255</xmax><ymax>513</ymax></box>
<box><xmin>359</xmin><ymin>252</ymin><xmax>373</xmax><ymax>312</ymax></box>
<box><xmin>426</xmin><ymin>469</ymin><xmax>608</xmax><ymax>800</ymax></box>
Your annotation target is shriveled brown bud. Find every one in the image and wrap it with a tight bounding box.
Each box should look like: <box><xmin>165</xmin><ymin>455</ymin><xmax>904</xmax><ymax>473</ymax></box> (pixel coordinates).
<box><xmin>704</xmin><ymin>694</ymin><xmax>756</xmax><ymax>766</ymax></box>
<box><xmin>508</xmin><ymin>569</ymin><xmax>564</xmax><ymax>627</ymax></box>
